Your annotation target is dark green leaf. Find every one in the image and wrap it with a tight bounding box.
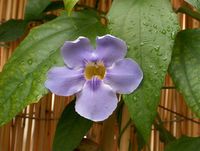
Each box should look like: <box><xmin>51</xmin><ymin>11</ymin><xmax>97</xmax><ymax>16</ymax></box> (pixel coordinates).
<box><xmin>63</xmin><ymin>0</ymin><xmax>79</xmax><ymax>15</ymax></box>
<box><xmin>53</xmin><ymin>101</ymin><xmax>92</xmax><ymax>151</ymax></box>
<box><xmin>44</xmin><ymin>1</ymin><xmax>64</xmax><ymax>12</ymax></box>
<box><xmin>165</xmin><ymin>136</ymin><xmax>200</xmax><ymax>151</ymax></box>
<box><xmin>25</xmin><ymin>0</ymin><xmax>51</xmax><ymax>20</ymax></box>
<box><xmin>0</xmin><ymin>10</ymin><xmax>107</xmax><ymax>126</ymax></box>
<box><xmin>154</xmin><ymin>116</ymin><xmax>176</xmax><ymax>144</ymax></box>
<box><xmin>169</xmin><ymin>29</ymin><xmax>200</xmax><ymax>117</ymax></box>
<box><xmin>136</xmin><ymin>131</ymin><xmax>146</xmax><ymax>151</ymax></box>
<box><xmin>185</xmin><ymin>0</ymin><xmax>200</xmax><ymax>11</ymax></box>
<box><xmin>0</xmin><ymin>19</ymin><xmax>28</xmax><ymax>42</ymax></box>
<box><xmin>108</xmin><ymin>0</ymin><xmax>179</xmax><ymax>141</ymax></box>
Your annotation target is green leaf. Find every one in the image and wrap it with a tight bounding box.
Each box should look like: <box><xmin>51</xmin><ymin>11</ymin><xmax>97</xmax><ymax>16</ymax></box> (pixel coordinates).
<box><xmin>53</xmin><ymin>101</ymin><xmax>92</xmax><ymax>151</ymax></box>
<box><xmin>136</xmin><ymin>131</ymin><xmax>146</xmax><ymax>151</ymax></box>
<box><xmin>0</xmin><ymin>19</ymin><xmax>28</xmax><ymax>42</ymax></box>
<box><xmin>44</xmin><ymin>1</ymin><xmax>64</xmax><ymax>12</ymax></box>
<box><xmin>165</xmin><ymin>136</ymin><xmax>200</xmax><ymax>151</ymax></box>
<box><xmin>169</xmin><ymin>29</ymin><xmax>200</xmax><ymax>117</ymax></box>
<box><xmin>0</xmin><ymin>10</ymin><xmax>107</xmax><ymax>126</ymax></box>
<box><xmin>25</xmin><ymin>0</ymin><xmax>51</xmax><ymax>20</ymax></box>
<box><xmin>185</xmin><ymin>0</ymin><xmax>200</xmax><ymax>11</ymax></box>
<box><xmin>63</xmin><ymin>0</ymin><xmax>79</xmax><ymax>15</ymax></box>
<box><xmin>108</xmin><ymin>0</ymin><xmax>179</xmax><ymax>141</ymax></box>
<box><xmin>154</xmin><ymin>116</ymin><xmax>176</xmax><ymax>144</ymax></box>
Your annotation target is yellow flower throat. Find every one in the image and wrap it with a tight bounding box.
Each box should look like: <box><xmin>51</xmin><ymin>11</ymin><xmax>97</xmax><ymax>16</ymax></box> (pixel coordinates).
<box><xmin>84</xmin><ymin>61</ymin><xmax>106</xmax><ymax>80</ymax></box>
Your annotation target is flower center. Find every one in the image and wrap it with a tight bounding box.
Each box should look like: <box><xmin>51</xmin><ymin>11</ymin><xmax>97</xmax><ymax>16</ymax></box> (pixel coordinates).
<box><xmin>84</xmin><ymin>61</ymin><xmax>106</xmax><ymax>80</ymax></box>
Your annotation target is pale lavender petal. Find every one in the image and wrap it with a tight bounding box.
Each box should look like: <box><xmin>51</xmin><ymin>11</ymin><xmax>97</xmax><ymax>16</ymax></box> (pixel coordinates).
<box><xmin>75</xmin><ymin>78</ymin><xmax>118</xmax><ymax>121</ymax></box>
<box><xmin>104</xmin><ymin>58</ymin><xmax>143</xmax><ymax>94</ymax></box>
<box><xmin>45</xmin><ymin>67</ymin><xmax>85</xmax><ymax>96</ymax></box>
<box><xmin>95</xmin><ymin>34</ymin><xmax>127</xmax><ymax>67</ymax></box>
<box><xmin>61</xmin><ymin>37</ymin><xmax>94</xmax><ymax>68</ymax></box>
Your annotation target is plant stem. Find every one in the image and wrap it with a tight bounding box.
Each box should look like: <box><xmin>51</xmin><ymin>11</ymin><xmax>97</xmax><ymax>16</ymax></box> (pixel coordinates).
<box><xmin>119</xmin><ymin>106</ymin><xmax>131</xmax><ymax>151</ymax></box>
<box><xmin>100</xmin><ymin>113</ymin><xmax>116</xmax><ymax>151</ymax></box>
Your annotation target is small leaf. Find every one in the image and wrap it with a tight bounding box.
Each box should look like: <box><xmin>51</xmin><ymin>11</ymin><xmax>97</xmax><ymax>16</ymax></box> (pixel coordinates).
<box><xmin>108</xmin><ymin>0</ymin><xmax>180</xmax><ymax>141</ymax></box>
<box><xmin>63</xmin><ymin>0</ymin><xmax>79</xmax><ymax>15</ymax></box>
<box><xmin>185</xmin><ymin>0</ymin><xmax>200</xmax><ymax>11</ymax></box>
<box><xmin>0</xmin><ymin>19</ymin><xmax>28</xmax><ymax>42</ymax></box>
<box><xmin>165</xmin><ymin>136</ymin><xmax>200</xmax><ymax>151</ymax></box>
<box><xmin>53</xmin><ymin>101</ymin><xmax>92</xmax><ymax>151</ymax></box>
<box><xmin>0</xmin><ymin>10</ymin><xmax>107</xmax><ymax>126</ymax></box>
<box><xmin>169</xmin><ymin>29</ymin><xmax>200</xmax><ymax>117</ymax></box>
<box><xmin>25</xmin><ymin>0</ymin><xmax>51</xmax><ymax>21</ymax></box>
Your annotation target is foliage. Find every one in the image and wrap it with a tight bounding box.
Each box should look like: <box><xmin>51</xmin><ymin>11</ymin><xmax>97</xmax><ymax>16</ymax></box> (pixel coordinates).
<box><xmin>165</xmin><ymin>136</ymin><xmax>200</xmax><ymax>151</ymax></box>
<box><xmin>108</xmin><ymin>0</ymin><xmax>179</xmax><ymax>141</ymax></box>
<box><xmin>185</xmin><ymin>0</ymin><xmax>200</xmax><ymax>11</ymax></box>
<box><xmin>0</xmin><ymin>20</ymin><xmax>28</xmax><ymax>42</ymax></box>
<box><xmin>63</xmin><ymin>0</ymin><xmax>79</xmax><ymax>15</ymax></box>
<box><xmin>169</xmin><ymin>29</ymin><xmax>200</xmax><ymax>117</ymax></box>
<box><xmin>53</xmin><ymin>101</ymin><xmax>92</xmax><ymax>151</ymax></box>
<box><xmin>24</xmin><ymin>0</ymin><xmax>51</xmax><ymax>21</ymax></box>
<box><xmin>0</xmin><ymin>10</ymin><xmax>107</xmax><ymax>126</ymax></box>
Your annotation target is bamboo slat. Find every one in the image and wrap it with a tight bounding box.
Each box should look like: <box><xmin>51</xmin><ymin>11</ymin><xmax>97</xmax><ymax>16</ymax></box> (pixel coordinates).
<box><xmin>0</xmin><ymin>0</ymin><xmax>200</xmax><ymax>151</ymax></box>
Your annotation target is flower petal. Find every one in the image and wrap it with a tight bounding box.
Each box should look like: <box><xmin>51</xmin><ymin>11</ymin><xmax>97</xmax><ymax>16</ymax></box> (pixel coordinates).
<box><xmin>95</xmin><ymin>34</ymin><xmax>127</xmax><ymax>67</ymax></box>
<box><xmin>45</xmin><ymin>67</ymin><xmax>85</xmax><ymax>96</ymax></box>
<box><xmin>75</xmin><ymin>78</ymin><xmax>118</xmax><ymax>121</ymax></box>
<box><xmin>104</xmin><ymin>58</ymin><xmax>143</xmax><ymax>94</ymax></box>
<box><xmin>61</xmin><ymin>37</ymin><xmax>94</xmax><ymax>68</ymax></box>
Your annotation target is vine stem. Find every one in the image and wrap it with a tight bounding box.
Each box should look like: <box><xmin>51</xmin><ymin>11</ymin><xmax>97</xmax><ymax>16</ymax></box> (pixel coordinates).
<box><xmin>119</xmin><ymin>105</ymin><xmax>131</xmax><ymax>151</ymax></box>
<box><xmin>100</xmin><ymin>113</ymin><xmax>116</xmax><ymax>151</ymax></box>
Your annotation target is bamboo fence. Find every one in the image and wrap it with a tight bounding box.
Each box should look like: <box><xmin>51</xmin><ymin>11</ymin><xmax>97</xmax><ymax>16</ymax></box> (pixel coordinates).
<box><xmin>0</xmin><ymin>0</ymin><xmax>200</xmax><ymax>151</ymax></box>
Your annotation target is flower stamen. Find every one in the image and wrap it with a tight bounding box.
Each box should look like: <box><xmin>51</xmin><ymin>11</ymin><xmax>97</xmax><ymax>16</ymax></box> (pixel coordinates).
<box><xmin>84</xmin><ymin>61</ymin><xmax>106</xmax><ymax>80</ymax></box>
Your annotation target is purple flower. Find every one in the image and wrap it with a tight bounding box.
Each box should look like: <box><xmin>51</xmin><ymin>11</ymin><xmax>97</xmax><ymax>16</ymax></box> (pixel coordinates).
<box><xmin>45</xmin><ymin>35</ymin><xmax>143</xmax><ymax>121</ymax></box>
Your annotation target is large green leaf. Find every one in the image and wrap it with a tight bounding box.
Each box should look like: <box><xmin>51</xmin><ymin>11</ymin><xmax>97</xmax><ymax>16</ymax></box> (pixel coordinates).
<box><xmin>0</xmin><ymin>11</ymin><xmax>107</xmax><ymax>126</ymax></box>
<box><xmin>165</xmin><ymin>136</ymin><xmax>200</xmax><ymax>151</ymax></box>
<box><xmin>64</xmin><ymin>0</ymin><xmax>79</xmax><ymax>15</ymax></box>
<box><xmin>0</xmin><ymin>19</ymin><xmax>28</xmax><ymax>42</ymax></box>
<box><xmin>108</xmin><ymin>0</ymin><xmax>179</xmax><ymax>141</ymax></box>
<box><xmin>185</xmin><ymin>0</ymin><xmax>200</xmax><ymax>11</ymax></box>
<box><xmin>169</xmin><ymin>29</ymin><xmax>200</xmax><ymax>117</ymax></box>
<box><xmin>53</xmin><ymin>101</ymin><xmax>92</xmax><ymax>151</ymax></box>
<box><xmin>25</xmin><ymin>0</ymin><xmax>51</xmax><ymax>20</ymax></box>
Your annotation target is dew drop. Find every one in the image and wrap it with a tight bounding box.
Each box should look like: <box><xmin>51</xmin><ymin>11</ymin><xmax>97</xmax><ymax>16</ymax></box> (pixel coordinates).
<box><xmin>20</xmin><ymin>60</ymin><xmax>25</xmax><ymax>65</ymax></box>
<box><xmin>161</xmin><ymin>29</ymin><xmax>166</xmax><ymax>34</ymax></box>
<box><xmin>143</xmin><ymin>22</ymin><xmax>148</xmax><ymax>26</ymax></box>
<box><xmin>148</xmin><ymin>29</ymin><xmax>153</xmax><ymax>32</ymax></box>
<box><xmin>153</xmin><ymin>24</ymin><xmax>157</xmax><ymax>28</ymax></box>
<box><xmin>140</xmin><ymin>42</ymin><xmax>144</xmax><ymax>46</ymax></box>
<box><xmin>154</xmin><ymin>45</ymin><xmax>160</xmax><ymax>51</ymax></box>
<box><xmin>171</xmin><ymin>31</ymin><xmax>176</xmax><ymax>40</ymax></box>
<box><xmin>28</xmin><ymin>59</ymin><xmax>33</xmax><ymax>65</ymax></box>
<box><xmin>163</xmin><ymin>57</ymin><xmax>167</xmax><ymax>61</ymax></box>
<box><xmin>19</xmin><ymin>83</ymin><xmax>23</xmax><ymax>87</ymax></box>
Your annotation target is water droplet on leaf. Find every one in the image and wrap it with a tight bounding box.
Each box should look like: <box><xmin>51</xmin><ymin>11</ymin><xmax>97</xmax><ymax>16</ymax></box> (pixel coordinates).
<box><xmin>161</xmin><ymin>29</ymin><xmax>166</xmax><ymax>34</ymax></box>
<box><xmin>171</xmin><ymin>31</ymin><xmax>176</xmax><ymax>40</ymax></box>
<box><xmin>154</xmin><ymin>45</ymin><xmax>160</xmax><ymax>51</ymax></box>
<box><xmin>140</xmin><ymin>42</ymin><xmax>144</xmax><ymax>46</ymax></box>
<box><xmin>28</xmin><ymin>59</ymin><xmax>33</xmax><ymax>65</ymax></box>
